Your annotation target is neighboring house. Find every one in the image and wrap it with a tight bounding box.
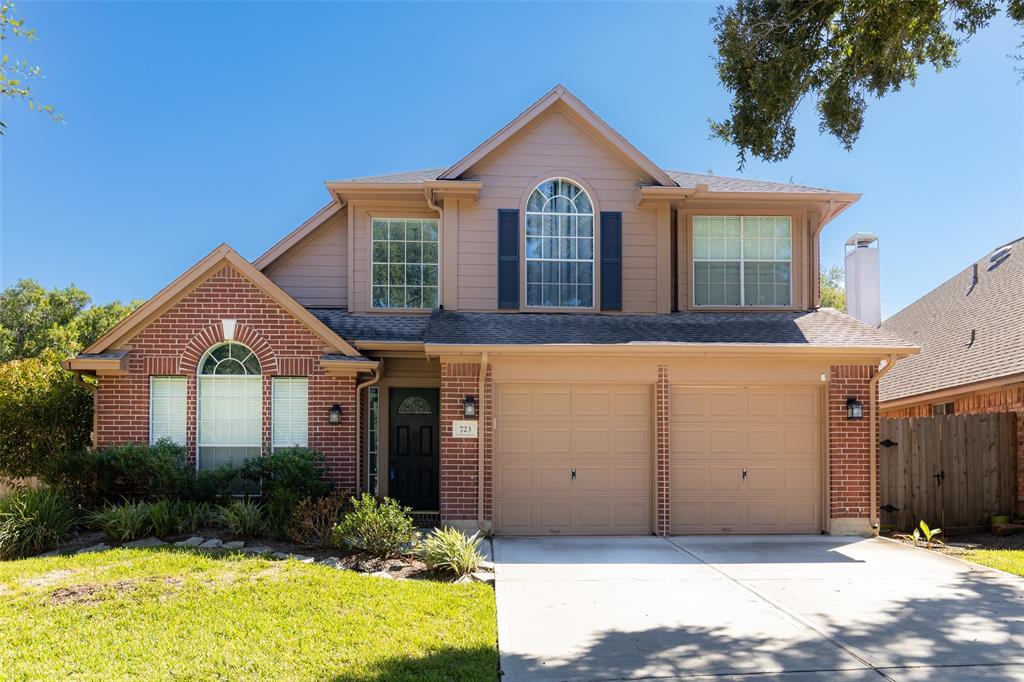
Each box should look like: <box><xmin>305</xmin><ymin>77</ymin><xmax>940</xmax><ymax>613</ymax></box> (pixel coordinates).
<box><xmin>879</xmin><ymin>237</ymin><xmax>1024</xmax><ymax>512</ymax></box>
<box><xmin>64</xmin><ymin>85</ymin><xmax>916</xmax><ymax>537</ymax></box>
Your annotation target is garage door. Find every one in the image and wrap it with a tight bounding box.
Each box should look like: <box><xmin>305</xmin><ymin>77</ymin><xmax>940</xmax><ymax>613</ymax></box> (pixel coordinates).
<box><xmin>671</xmin><ymin>386</ymin><xmax>822</xmax><ymax>534</ymax></box>
<box><xmin>493</xmin><ymin>384</ymin><xmax>652</xmax><ymax>535</ymax></box>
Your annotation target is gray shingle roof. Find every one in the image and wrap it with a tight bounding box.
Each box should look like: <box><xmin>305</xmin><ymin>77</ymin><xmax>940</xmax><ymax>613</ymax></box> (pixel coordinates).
<box><xmin>328</xmin><ymin>167</ymin><xmax>846</xmax><ymax>194</ymax></box>
<box><xmin>310</xmin><ymin>307</ymin><xmax>913</xmax><ymax>349</ymax></box>
<box><xmin>308</xmin><ymin>309</ymin><xmax>430</xmax><ymax>343</ymax></box>
<box><xmin>425</xmin><ymin>309</ymin><xmax>914</xmax><ymax>347</ymax></box>
<box><xmin>879</xmin><ymin>237</ymin><xmax>1024</xmax><ymax>402</ymax></box>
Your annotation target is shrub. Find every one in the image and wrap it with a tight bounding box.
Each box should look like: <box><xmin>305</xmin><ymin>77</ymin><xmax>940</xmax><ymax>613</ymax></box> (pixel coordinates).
<box><xmin>286</xmin><ymin>488</ymin><xmax>350</xmax><ymax>546</ymax></box>
<box><xmin>242</xmin><ymin>448</ymin><xmax>332</xmax><ymax>534</ymax></box>
<box><xmin>417</xmin><ymin>527</ymin><xmax>485</xmax><ymax>576</ymax></box>
<box><xmin>176</xmin><ymin>501</ymin><xmax>214</xmax><ymax>534</ymax></box>
<box><xmin>146</xmin><ymin>499</ymin><xmax>181</xmax><ymax>538</ymax></box>
<box><xmin>0</xmin><ymin>353</ymin><xmax>92</xmax><ymax>481</ymax></box>
<box><xmin>177</xmin><ymin>465</ymin><xmax>247</xmax><ymax>503</ymax></box>
<box><xmin>0</xmin><ymin>486</ymin><xmax>78</xmax><ymax>559</ymax></box>
<box><xmin>217</xmin><ymin>499</ymin><xmax>267</xmax><ymax>539</ymax></box>
<box><xmin>89</xmin><ymin>500</ymin><xmax>153</xmax><ymax>543</ymax></box>
<box><xmin>332</xmin><ymin>493</ymin><xmax>415</xmax><ymax>558</ymax></box>
<box><xmin>49</xmin><ymin>441</ymin><xmax>190</xmax><ymax>506</ymax></box>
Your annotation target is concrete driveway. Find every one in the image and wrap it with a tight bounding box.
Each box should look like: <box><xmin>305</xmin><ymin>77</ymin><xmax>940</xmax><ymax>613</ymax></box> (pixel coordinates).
<box><xmin>493</xmin><ymin>536</ymin><xmax>1024</xmax><ymax>681</ymax></box>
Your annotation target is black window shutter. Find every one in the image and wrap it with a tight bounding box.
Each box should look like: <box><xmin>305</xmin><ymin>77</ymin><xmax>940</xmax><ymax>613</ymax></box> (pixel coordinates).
<box><xmin>600</xmin><ymin>211</ymin><xmax>622</xmax><ymax>311</ymax></box>
<box><xmin>497</xmin><ymin>209</ymin><xmax>520</xmax><ymax>309</ymax></box>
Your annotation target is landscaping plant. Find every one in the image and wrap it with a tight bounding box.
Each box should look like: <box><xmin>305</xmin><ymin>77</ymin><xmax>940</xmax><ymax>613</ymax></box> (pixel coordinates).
<box><xmin>332</xmin><ymin>493</ymin><xmax>415</xmax><ymax>558</ymax></box>
<box><xmin>89</xmin><ymin>500</ymin><xmax>153</xmax><ymax>543</ymax></box>
<box><xmin>49</xmin><ymin>441</ymin><xmax>191</xmax><ymax>506</ymax></box>
<box><xmin>242</xmin><ymin>447</ymin><xmax>332</xmax><ymax>534</ymax></box>
<box><xmin>217</xmin><ymin>499</ymin><xmax>267</xmax><ymax>538</ymax></box>
<box><xmin>146</xmin><ymin>499</ymin><xmax>181</xmax><ymax>538</ymax></box>
<box><xmin>176</xmin><ymin>501</ymin><xmax>215</xmax><ymax>534</ymax></box>
<box><xmin>286</xmin><ymin>488</ymin><xmax>350</xmax><ymax>546</ymax></box>
<box><xmin>0</xmin><ymin>486</ymin><xmax>78</xmax><ymax>559</ymax></box>
<box><xmin>417</xmin><ymin>527</ymin><xmax>485</xmax><ymax>577</ymax></box>
<box><xmin>918</xmin><ymin>520</ymin><xmax>943</xmax><ymax>548</ymax></box>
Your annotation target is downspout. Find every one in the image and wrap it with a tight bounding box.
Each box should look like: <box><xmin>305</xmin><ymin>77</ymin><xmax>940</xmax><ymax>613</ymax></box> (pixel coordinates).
<box><xmin>354</xmin><ymin>362</ymin><xmax>382</xmax><ymax>495</ymax></box>
<box><xmin>478</xmin><ymin>352</ymin><xmax>488</xmax><ymax>531</ymax></box>
<box><xmin>868</xmin><ymin>353</ymin><xmax>900</xmax><ymax>533</ymax></box>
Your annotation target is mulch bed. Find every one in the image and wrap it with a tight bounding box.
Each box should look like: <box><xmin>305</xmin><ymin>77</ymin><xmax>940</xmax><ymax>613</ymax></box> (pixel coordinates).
<box><xmin>886</xmin><ymin>529</ymin><xmax>1024</xmax><ymax>556</ymax></box>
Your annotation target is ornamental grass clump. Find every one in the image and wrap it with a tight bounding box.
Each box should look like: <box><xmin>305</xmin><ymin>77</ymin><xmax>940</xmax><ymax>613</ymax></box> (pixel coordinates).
<box><xmin>89</xmin><ymin>500</ymin><xmax>153</xmax><ymax>543</ymax></box>
<box><xmin>417</xmin><ymin>527</ymin><xmax>485</xmax><ymax>577</ymax></box>
<box><xmin>332</xmin><ymin>493</ymin><xmax>414</xmax><ymax>558</ymax></box>
<box><xmin>0</xmin><ymin>487</ymin><xmax>78</xmax><ymax>559</ymax></box>
<box><xmin>217</xmin><ymin>499</ymin><xmax>267</xmax><ymax>539</ymax></box>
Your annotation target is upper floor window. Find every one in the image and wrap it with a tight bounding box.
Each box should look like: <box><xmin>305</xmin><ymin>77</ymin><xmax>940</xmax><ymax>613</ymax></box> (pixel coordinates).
<box><xmin>371</xmin><ymin>218</ymin><xmax>439</xmax><ymax>309</ymax></box>
<box><xmin>525</xmin><ymin>178</ymin><xmax>594</xmax><ymax>308</ymax></box>
<box><xmin>692</xmin><ymin>216</ymin><xmax>792</xmax><ymax>307</ymax></box>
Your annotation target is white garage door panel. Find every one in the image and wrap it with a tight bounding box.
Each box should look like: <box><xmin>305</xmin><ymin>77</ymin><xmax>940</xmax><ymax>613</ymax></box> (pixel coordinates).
<box><xmin>494</xmin><ymin>384</ymin><xmax>653</xmax><ymax>535</ymax></box>
<box><xmin>671</xmin><ymin>386</ymin><xmax>822</xmax><ymax>534</ymax></box>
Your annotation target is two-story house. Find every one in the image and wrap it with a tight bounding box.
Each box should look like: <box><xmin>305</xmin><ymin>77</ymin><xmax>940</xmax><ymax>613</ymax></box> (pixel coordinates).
<box><xmin>64</xmin><ymin>86</ymin><xmax>916</xmax><ymax>537</ymax></box>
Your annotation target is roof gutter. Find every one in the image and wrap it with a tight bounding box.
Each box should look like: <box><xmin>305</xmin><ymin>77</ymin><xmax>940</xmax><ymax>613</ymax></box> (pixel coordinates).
<box><xmin>425</xmin><ymin>342</ymin><xmax>919</xmax><ymax>359</ymax></box>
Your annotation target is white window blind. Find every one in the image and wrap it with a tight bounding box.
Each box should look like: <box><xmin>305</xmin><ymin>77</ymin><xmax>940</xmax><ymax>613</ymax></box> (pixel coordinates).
<box><xmin>150</xmin><ymin>376</ymin><xmax>187</xmax><ymax>445</ymax></box>
<box><xmin>197</xmin><ymin>375</ymin><xmax>262</xmax><ymax>469</ymax></box>
<box><xmin>272</xmin><ymin>377</ymin><xmax>308</xmax><ymax>449</ymax></box>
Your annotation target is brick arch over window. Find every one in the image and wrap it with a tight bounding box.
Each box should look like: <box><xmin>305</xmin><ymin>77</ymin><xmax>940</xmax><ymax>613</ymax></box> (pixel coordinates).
<box><xmin>178</xmin><ymin>323</ymin><xmax>279</xmax><ymax>375</ymax></box>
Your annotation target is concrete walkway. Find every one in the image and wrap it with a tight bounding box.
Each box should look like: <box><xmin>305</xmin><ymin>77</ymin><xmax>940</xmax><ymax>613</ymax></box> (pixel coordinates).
<box><xmin>493</xmin><ymin>536</ymin><xmax>1024</xmax><ymax>681</ymax></box>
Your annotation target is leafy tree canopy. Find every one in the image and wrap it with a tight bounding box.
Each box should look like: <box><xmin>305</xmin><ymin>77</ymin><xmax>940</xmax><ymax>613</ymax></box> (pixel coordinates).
<box><xmin>819</xmin><ymin>265</ymin><xmax>846</xmax><ymax>311</ymax></box>
<box><xmin>712</xmin><ymin>0</ymin><xmax>1024</xmax><ymax>166</ymax></box>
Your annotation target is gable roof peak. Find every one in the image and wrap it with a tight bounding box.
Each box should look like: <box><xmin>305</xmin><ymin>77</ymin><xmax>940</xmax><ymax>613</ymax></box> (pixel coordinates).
<box><xmin>439</xmin><ymin>85</ymin><xmax>678</xmax><ymax>187</ymax></box>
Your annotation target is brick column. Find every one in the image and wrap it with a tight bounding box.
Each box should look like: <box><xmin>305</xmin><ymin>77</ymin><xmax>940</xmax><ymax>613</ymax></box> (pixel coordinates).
<box><xmin>655</xmin><ymin>365</ymin><xmax>671</xmax><ymax>536</ymax></box>
<box><xmin>440</xmin><ymin>362</ymin><xmax>487</xmax><ymax>529</ymax></box>
<box><xmin>829</xmin><ymin>365</ymin><xmax>877</xmax><ymax>536</ymax></box>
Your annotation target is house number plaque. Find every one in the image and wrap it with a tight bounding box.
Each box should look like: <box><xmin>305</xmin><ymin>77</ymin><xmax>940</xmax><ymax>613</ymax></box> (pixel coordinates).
<box><xmin>452</xmin><ymin>420</ymin><xmax>479</xmax><ymax>438</ymax></box>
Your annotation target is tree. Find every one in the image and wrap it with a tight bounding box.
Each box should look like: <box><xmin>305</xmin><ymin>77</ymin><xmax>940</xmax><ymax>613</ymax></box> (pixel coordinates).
<box><xmin>0</xmin><ymin>2</ymin><xmax>62</xmax><ymax>134</ymax></box>
<box><xmin>711</xmin><ymin>0</ymin><xmax>1024</xmax><ymax>166</ymax></box>
<box><xmin>820</xmin><ymin>265</ymin><xmax>846</xmax><ymax>311</ymax></box>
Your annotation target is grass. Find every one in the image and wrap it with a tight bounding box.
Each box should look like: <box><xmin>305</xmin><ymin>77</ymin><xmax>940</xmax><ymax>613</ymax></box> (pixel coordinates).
<box><xmin>0</xmin><ymin>549</ymin><xmax>497</xmax><ymax>681</ymax></box>
<box><xmin>963</xmin><ymin>549</ymin><xmax>1024</xmax><ymax>577</ymax></box>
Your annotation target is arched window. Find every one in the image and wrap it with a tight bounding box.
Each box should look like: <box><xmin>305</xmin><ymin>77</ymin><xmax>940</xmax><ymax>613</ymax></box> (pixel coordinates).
<box><xmin>197</xmin><ymin>342</ymin><xmax>262</xmax><ymax>471</ymax></box>
<box><xmin>397</xmin><ymin>396</ymin><xmax>433</xmax><ymax>415</ymax></box>
<box><xmin>525</xmin><ymin>178</ymin><xmax>594</xmax><ymax>308</ymax></box>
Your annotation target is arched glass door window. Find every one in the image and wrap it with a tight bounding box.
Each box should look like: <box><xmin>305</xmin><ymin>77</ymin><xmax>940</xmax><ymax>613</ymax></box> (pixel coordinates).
<box><xmin>197</xmin><ymin>342</ymin><xmax>262</xmax><ymax>471</ymax></box>
<box><xmin>397</xmin><ymin>396</ymin><xmax>433</xmax><ymax>415</ymax></box>
<box><xmin>525</xmin><ymin>178</ymin><xmax>595</xmax><ymax>308</ymax></box>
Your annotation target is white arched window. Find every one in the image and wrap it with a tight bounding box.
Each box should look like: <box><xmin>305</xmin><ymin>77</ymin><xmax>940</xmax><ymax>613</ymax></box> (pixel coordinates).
<box><xmin>525</xmin><ymin>178</ymin><xmax>594</xmax><ymax>308</ymax></box>
<box><xmin>197</xmin><ymin>342</ymin><xmax>262</xmax><ymax>470</ymax></box>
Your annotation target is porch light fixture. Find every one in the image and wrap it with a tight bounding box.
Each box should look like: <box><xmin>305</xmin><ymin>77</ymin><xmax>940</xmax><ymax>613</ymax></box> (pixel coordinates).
<box><xmin>463</xmin><ymin>395</ymin><xmax>478</xmax><ymax>418</ymax></box>
<box><xmin>328</xmin><ymin>403</ymin><xmax>342</xmax><ymax>424</ymax></box>
<box><xmin>846</xmin><ymin>397</ymin><xmax>864</xmax><ymax>420</ymax></box>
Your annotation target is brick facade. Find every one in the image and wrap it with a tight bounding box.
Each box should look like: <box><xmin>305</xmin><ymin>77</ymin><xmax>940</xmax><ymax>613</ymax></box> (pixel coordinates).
<box><xmin>883</xmin><ymin>382</ymin><xmax>1024</xmax><ymax>516</ymax></box>
<box><xmin>94</xmin><ymin>264</ymin><xmax>358</xmax><ymax>488</ymax></box>
<box><xmin>828</xmin><ymin>365</ymin><xmax>878</xmax><ymax>524</ymax></box>
<box><xmin>438</xmin><ymin>362</ymin><xmax>492</xmax><ymax>524</ymax></box>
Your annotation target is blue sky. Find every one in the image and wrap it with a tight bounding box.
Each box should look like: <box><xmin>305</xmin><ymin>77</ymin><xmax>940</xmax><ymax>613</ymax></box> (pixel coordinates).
<box><xmin>2</xmin><ymin>1</ymin><xmax>1021</xmax><ymax>318</ymax></box>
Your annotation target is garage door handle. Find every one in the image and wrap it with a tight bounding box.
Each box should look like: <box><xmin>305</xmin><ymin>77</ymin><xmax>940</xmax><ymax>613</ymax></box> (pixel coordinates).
<box><xmin>571</xmin><ymin>468</ymin><xmax>576</xmax><ymax>481</ymax></box>
<box><xmin>742</xmin><ymin>468</ymin><xmax>747</xmax><ymax>480</ymax></box>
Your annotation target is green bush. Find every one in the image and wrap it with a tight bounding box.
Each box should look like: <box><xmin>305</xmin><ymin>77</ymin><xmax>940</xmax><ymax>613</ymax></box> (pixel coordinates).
<box><xmin>176</xmin><ymin>501</ymin><xmax>214</xmax><ymax>534</ymax></box>
<box><xmin>0</xmin><ymin>487</ymin><xmax>78</xmax><ymax>559</ymax></box>
<box><xmin>89</xmin><ymin>500</ymin><xmax>153</xmax><ymax>543</ymax></box>
<box><xmin>217</xmin><ymin>499</ymin><xmax>267</xmax><ymax>539</ymax></box>
<box><xmin>332</xmin><ymin>493</ymin><xmax>415</xmax><ymax>558</ymax></box>
<box><xmin>242</xmin><ymin>448</ymin><xmax>332</xmax><ymax>534</ymax></box>
<box><xmin>286</xmin><ymin>488</ymin><xmax>350</xmax><ymax>546</ymax></box>
<box><xmin>146</xmin><ymin>499</ymin><xmax>181</xmax><ymax>538</ymax></box>
<box><xmin>178</xmin><ymin>465</ymin><xmax>247</xmax><ymax>503</ymax></box>
<box><xmin>416</xmin><ymin>527</ymin><xmax>485</xmax><ymax>577</ymax></box>
<box><xmin>0</xmin><ymin>353</ymin><xmax>92</xmax><ymax>481</ymax></box>
<box><xmin>50</xmin><ymin>441</ymin><xmax>191</xmax><ymax>506</ymax></box>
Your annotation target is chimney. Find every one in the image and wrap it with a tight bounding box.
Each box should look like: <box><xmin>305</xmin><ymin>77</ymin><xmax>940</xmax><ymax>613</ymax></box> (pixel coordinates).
<box><xmin>844</xmin><ymin>233</ymin><xmax>881</xmax><ymax>327</ymax></box>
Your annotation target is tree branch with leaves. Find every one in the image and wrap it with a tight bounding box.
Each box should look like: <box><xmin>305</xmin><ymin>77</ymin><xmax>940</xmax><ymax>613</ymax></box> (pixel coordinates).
<box><xmin>711</xmin><ymin>0</ymin><xmax>1024</xmax><ymax>167</ymax></box>
<box><xmin>0</xmin><ymin>2</ymin><xmax>61</xmax><ymax>134</ymax></box>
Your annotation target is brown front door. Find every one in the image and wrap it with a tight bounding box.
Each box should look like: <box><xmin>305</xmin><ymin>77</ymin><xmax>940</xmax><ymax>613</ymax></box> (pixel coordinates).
<box><xmin>389</xmin><ymin>388</ymin><xmax>440</xmax><ymax>511</ymax></box>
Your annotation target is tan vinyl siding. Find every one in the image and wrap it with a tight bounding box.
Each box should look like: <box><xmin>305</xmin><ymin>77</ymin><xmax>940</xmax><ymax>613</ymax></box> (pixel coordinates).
<box><xmin>457</xmin><ymin>110</ymin><xmax>659</xmax><ymax>313</ymax></box>
<box><xmin>264</xmin><ymin>208</ymin><xmax>348</xmax><ymax>308</ymax></box>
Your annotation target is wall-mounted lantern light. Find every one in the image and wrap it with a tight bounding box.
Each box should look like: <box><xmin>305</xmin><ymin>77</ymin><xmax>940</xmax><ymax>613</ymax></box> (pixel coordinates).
<box><xmin>846</xmin><ymin>397</ymin><xmax>864</xmax><ymax>420</ymax></box>
<box><xmin>463</xmin><ymin>395</ymin><xmax>478</xmax><ymax>418</ymax></box>
<box><xmin>328</xmin><ymin>403</ymin><xmax>342</xmax><ymax>424</ymax></box>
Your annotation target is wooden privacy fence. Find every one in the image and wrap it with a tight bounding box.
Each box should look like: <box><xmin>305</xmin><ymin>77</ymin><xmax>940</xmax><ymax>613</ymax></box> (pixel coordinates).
<box><xmin>880</xmin><ymin>413</ymin><xmax>1018</xmax><ymax>532</ymax></box>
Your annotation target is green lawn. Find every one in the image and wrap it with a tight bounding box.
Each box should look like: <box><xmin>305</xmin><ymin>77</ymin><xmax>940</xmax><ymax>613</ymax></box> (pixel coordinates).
<box><xmin>964</xmin><ymin>549</ymin><xmax>1024</xmax><ymax>578</ymax></box>
<box><xmin>0</xmin><ymin>549</ymin><xmax>497</xmax><ymax>681</ymax></box>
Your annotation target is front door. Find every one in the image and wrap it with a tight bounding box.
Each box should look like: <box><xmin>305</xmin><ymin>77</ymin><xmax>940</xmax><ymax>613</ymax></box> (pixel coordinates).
<box><xmin>389</xmin><ymin>388</ymin><xmax>440</xmax><ymax>511</ymax></box>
